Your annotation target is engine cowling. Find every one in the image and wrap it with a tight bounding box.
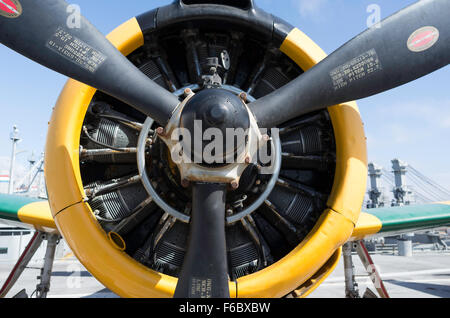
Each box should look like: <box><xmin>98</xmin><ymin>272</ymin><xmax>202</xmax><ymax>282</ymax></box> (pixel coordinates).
<box><xmin>45</xmin><ymin>1</ymin><xmax>367</xmax><ymax>298</ymax></box>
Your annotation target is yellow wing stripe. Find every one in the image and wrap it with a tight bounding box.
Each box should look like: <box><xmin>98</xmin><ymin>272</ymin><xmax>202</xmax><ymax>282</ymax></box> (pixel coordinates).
<box><xmin>350</xmin><ymin>212</ymin><xmax>383</xmax><ymax>241</ymax></box>
<box><xmin>17</xmin><ymin>201</ymin><xmax>57</xmax><ymax>232</ymax></box>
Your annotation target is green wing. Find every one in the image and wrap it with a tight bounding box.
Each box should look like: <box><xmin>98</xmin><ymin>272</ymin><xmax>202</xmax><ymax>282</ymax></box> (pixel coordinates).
<box><xmin>352</xmin><ymin>202</ymin><xmax>450</xmax><ymax>240</ymax></box>
<box><xmin>2</xmin><ymin>193</ymin><xmax>448</xmax><ymax>238</ymax></box>
<box><xmin>0</xmin><ymin>194</ymin><xmax>57</xmax><ymax>233</ymax></box>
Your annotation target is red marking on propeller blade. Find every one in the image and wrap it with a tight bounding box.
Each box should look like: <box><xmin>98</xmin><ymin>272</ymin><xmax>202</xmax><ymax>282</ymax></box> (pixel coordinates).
<box><xmin>0</xmin><ymin>0</ymin><xmax>19</xmax><ymax>15</ymax></box>
<box><xmin>0</xmin><ymin>4</ymin><xmax>14</xmax><ymax>14</ymax></box>
<box><xmin>4</xmin><ymin>0</ymin><xmax>17</xmax><ymax>8</ymax></box>
<box><xmin>411</xmin><ymin>30</ymin><xmax>434</xmax><ymax>48</ymax></box>
<box><xmin>407</xmin><ymin>26</ymin><xmax>439</xmax><ymax>53</ymax></box>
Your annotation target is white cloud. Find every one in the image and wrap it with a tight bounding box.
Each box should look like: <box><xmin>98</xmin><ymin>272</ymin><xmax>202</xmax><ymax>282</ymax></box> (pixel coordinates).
<box><xmin>0</xmin><ymin>156</ymin><xmax>29</xmax><ymax>193</ymax></box>
<box><xmin>295</xmin><ymin>0</ymin><xmax>328</xmax><ymax>17</ymax></box>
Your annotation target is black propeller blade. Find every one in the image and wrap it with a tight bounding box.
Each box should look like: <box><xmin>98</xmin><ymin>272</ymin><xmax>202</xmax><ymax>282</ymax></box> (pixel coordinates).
<box><xmin>0</xmin><ymin>0</ymin><xmax>179</xmax><ymax>125</ymax></box>
<box><xmin>250</xmin><ymin>0</ymin><xmax>450</xmax><ymax>128</ymax></box>
<box><xmin>174</xmin><ymin>183</ymin><xmax>230</xmax><ymax>298</ymax></box>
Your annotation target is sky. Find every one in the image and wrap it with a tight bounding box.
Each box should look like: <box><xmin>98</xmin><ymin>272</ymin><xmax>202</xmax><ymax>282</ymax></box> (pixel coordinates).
<box><xmin>0</xmin><ymin>0</ymin><xmax>449</xmax><ymax>194</ymax></box>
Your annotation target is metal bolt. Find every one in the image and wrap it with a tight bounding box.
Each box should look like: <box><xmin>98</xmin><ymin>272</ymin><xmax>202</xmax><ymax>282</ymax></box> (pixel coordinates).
<box><xmin>181</xmin><ymin>179</ymin><xmax>190</xmax><ymax>188</ymax></box>
<box><xmin>231</xmin><ymin>181</ymin><xmax>239</xmax><ymax>190</ymax></box>
<box><xmin>184</xmin><ymin>88</ymin><xmax>193</xmax><ymax>97</ymax></box>
<box><xmin>245</xmin><ymin>156</ymin><xmax>251</xmax><ymax>164</ymax></box>
<box><xmin>239</xmin><ymin>92</ymin><xmax>247</xmax><ymax>102</ymax></box>
<box><xmin>156</xmin><ymin>127</ymin><xmax>166</xmax><ymax>137</ymax></box>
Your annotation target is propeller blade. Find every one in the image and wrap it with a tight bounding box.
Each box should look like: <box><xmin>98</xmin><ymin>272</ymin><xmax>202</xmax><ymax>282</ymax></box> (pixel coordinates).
<box><xmin>174</xmin><ymin>183</ymin><xmax>229</xmax><ymax>298</ymax></box>
<box><xmin>0</xmin><ymin>0</ymin><xmax>179</xmax><ymax>125</ymax></box>
<box><xmin>250</xmin><ymin>0</ymin><xmax>450</xmax><ymax>128</ymax></box>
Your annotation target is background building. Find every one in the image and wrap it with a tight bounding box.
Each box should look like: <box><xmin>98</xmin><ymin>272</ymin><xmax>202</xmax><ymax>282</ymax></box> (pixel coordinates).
<box><xmin>0</xmin><ymin>173</ymin><xmax>9</xmax><ymax>194</ymax></box>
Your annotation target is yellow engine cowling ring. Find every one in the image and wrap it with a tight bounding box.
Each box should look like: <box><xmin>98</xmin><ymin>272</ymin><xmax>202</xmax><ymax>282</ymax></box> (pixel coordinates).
<box><xmin>45</xmin><ymin>15</ymin><xmax>367</xmax><ymax>298</ymax></box>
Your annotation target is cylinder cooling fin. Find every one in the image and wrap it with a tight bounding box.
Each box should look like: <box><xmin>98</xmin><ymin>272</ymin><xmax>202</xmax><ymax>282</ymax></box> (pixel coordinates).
<box><xmin>45</xmin><ymin>3</ymin><xmax>367</xmax><ymax>298</ymax></box>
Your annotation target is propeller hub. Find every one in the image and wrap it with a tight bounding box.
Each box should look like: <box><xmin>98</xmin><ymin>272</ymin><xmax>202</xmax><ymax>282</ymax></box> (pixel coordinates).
<box><xmin>206</xmin><ymin>104</ymin><xmax>229</xmax><ymax>126</ymax></box>
<box><xmin>180</xmin><ymin>89</ymin><xmax>250</xmax><ymax>164</ymax></box>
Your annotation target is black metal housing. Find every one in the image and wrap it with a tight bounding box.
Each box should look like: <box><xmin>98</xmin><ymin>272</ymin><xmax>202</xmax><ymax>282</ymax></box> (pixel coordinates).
<box><xmin>137</xmin><ymin>0</ymin><xmax>294</xmax><ymax>47</ymax></box>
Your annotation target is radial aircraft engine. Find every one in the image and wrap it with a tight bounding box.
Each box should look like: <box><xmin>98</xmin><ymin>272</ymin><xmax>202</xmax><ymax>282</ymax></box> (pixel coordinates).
<box><xmin>0</xmin><ymin>0</ymin><xmax>449</xmax><ymax>298</ymax></box>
